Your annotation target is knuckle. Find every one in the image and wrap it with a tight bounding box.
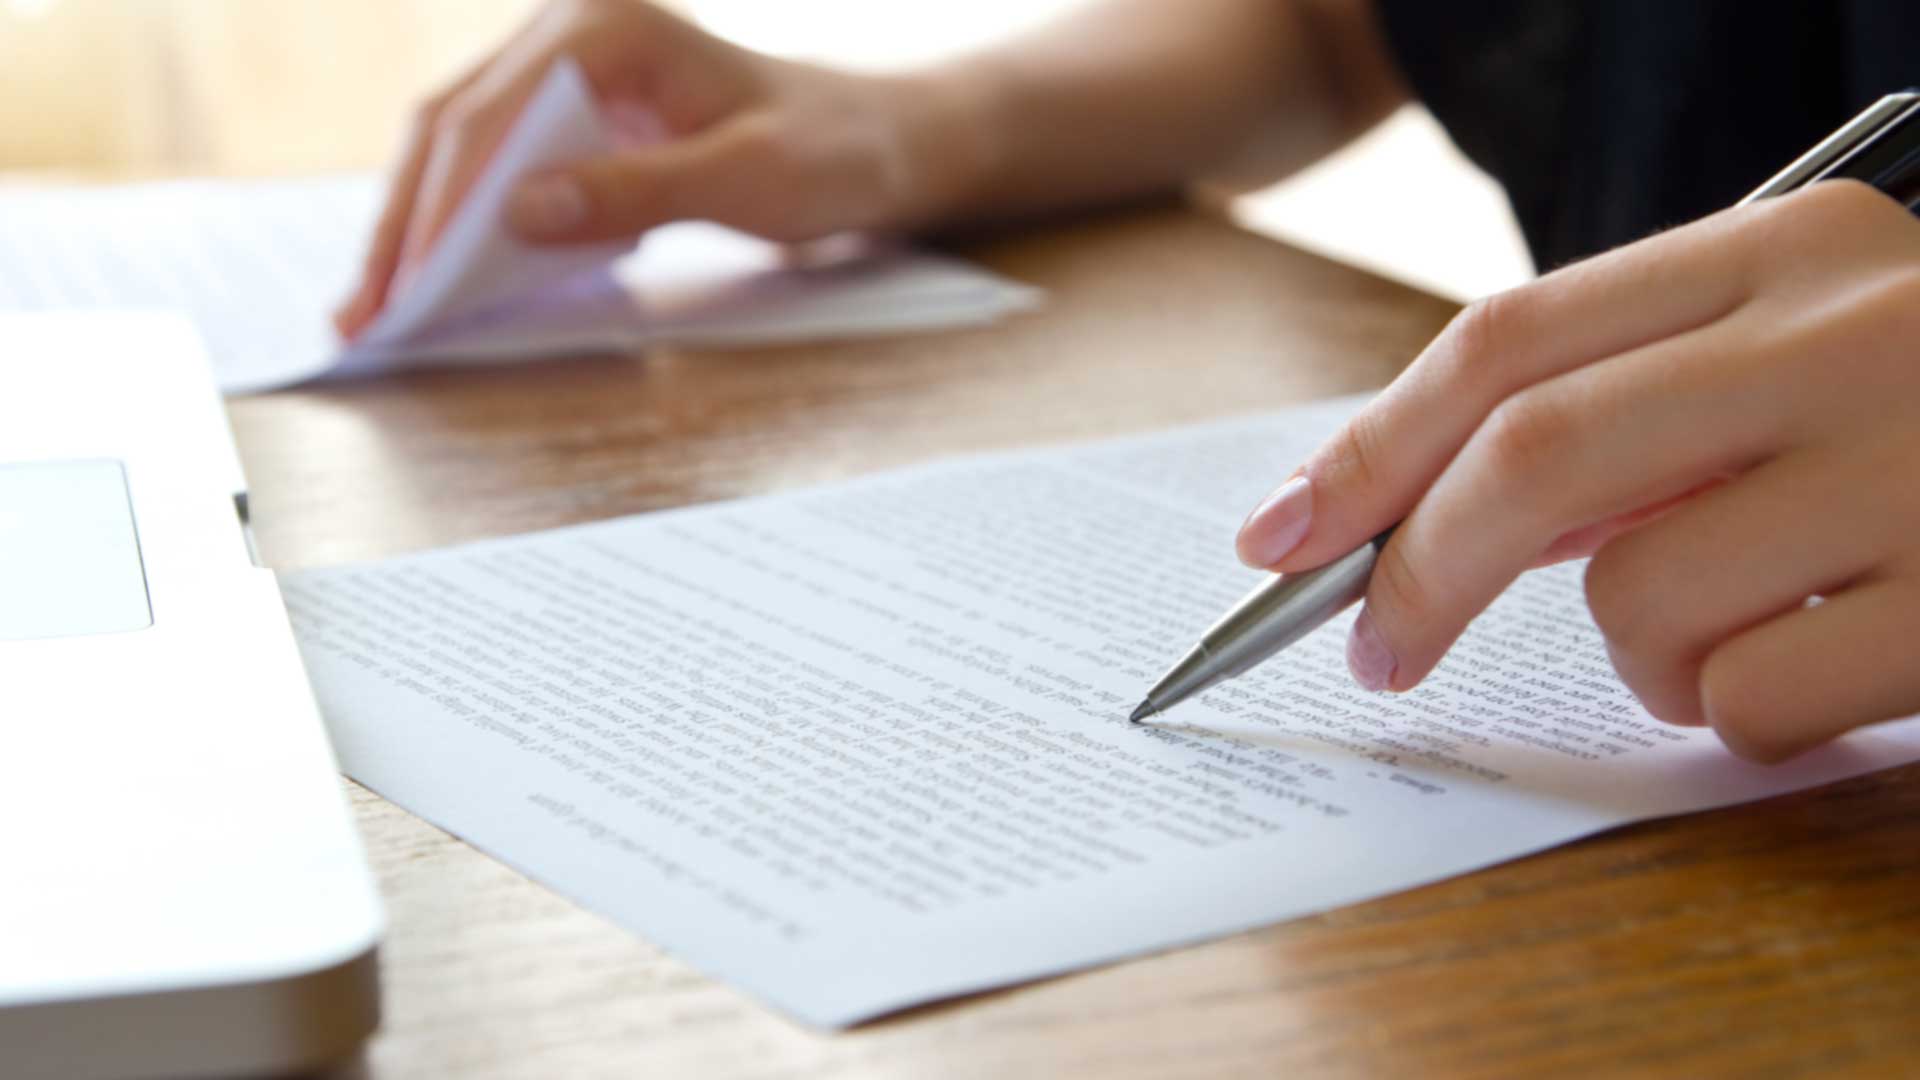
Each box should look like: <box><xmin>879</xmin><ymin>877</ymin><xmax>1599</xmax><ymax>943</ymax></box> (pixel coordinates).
<box><xmin>1602</xmin><ymin>636</ymin><xmax>1704</xmax><ymax>728</ymax></box>
<box><xmin>1441</xmin><ymin>288</ymin><xmax>1526</xmax><ymax>383</ymax></box>
<box><xmin>1759</xmin><ymin>178</ymin><xmax>1897</xmax><ymax>244</ymax></box>
<box><xmin>1582</xmin><ymin>546</ymin><xmax>1659</xmax><ymax>657</ymax></box>
<box><xmin>1697</xmin><ymin>650</ymin><xmax>1787</xmax><ymax>761</ymax></box>
<box><xmin>1478</xmin><ymin>388</ymin><xmax>1573</xmax><ymax>483</ymax></box>
<box><xmin>1320</xmin><ymin>408</ymin><xmax>1390</xmax><ymax>496</ymax></box>
<box><xmin>1795</xmin><ymin>176</ymin><xmax>1892</xmax><ymax>221</ymax></box>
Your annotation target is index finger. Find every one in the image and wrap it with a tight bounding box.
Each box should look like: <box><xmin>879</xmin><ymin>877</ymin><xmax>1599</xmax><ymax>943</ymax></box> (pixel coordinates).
<box><xmin>333</xmin><ymin>43</ymin><xmax>510</xmax><ymax>339</ymax></box>
<box><xmin>1235</xmin><ymin>202</ymin><xmax>1771</xmax><ymax>575</ymax></box>
<box><xmin>391</xmin><ymin>70</ymin><xmax>544</xmax><ymax>284</ymax></box>
<box><xmin>391</xmin><ymin>21</ymin><xmax>583</xmax><ymax>285</ymax></box>
<box><xmin>333</xmin><ymin>101</ymin><xmax>445</xmax><ymax>339</ymax></box>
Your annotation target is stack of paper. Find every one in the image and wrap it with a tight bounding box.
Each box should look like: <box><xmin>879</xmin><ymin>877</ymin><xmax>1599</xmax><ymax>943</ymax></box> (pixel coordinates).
<box><xmin>281</xmin><ymin>393</ymin><xmax>1920</xmax><ymax>1028</ymax></box>
<box><xmin>0</xmin><ymin>61</ymin><xmax>1038</xmax><ymax>394</ymax></box>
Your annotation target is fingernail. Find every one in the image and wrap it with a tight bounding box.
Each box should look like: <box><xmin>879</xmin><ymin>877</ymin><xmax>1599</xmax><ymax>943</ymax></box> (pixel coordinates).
<box><xmin>508</xmin><ymin>175</ymin><xmax>588</xmax><ymax>236</ymax></box>
<box><xmin>1237</xmin><ymin>475</ymin><xmax>1313</xmax><ymax>567</ymax></box>
<box><xmin>1348</xmin><ymin>607</ymin><xmax>1397</xmax><ymax>691</ymax></box>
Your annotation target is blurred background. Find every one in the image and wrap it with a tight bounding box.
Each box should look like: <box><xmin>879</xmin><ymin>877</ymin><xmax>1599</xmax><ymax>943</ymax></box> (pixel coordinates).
<box><xmin>0</xmin><ymin>0</ymin><xmax>1532</xmax><ymax>300</ymax></box>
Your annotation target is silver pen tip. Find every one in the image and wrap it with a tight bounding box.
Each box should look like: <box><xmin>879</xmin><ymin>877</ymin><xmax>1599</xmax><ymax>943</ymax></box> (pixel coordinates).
<box><xmin>1128</xmin><ymin>701</ymin><xmax>1156</xmax><ymax>724</ymax></box>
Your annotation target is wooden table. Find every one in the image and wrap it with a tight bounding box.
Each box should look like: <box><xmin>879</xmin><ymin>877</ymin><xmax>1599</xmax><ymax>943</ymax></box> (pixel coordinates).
<box><xmin>227</xmin><ymin>204</ymin><xmax>1920</xmax><ymax>1078</ymax></box>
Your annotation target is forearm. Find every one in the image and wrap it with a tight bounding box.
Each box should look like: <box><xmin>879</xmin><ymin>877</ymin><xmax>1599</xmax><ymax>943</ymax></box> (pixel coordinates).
<box><xmin>887</xmin><ymin>0</ymin><xmax>1408</xmax><ymax>228</ymax></box>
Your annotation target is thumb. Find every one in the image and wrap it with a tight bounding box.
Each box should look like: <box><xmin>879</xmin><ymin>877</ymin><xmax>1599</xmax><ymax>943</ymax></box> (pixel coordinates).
<box><xmin>504</xmin><ymin>121</ymin><xmax>763</xmax><ymax>244</ymax></box>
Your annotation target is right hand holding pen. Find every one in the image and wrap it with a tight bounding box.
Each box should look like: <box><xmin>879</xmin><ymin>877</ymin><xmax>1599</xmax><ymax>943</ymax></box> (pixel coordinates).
<box><xmin>1234</xmin><ymin>182</ymin><xmax>1920</xmax><ymax>763</ymax></box>
<box><xmin>334</xmin><ymin>0</ymin><xmax>966</xmax><ymax>339</ymax></box>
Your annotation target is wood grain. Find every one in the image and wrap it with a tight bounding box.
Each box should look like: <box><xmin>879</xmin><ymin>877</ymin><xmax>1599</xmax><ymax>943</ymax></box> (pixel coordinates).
<box><xmin>227</xmin><ymin>205</ymin><xmax>1920</xmax><ymax>1079</ymax></box>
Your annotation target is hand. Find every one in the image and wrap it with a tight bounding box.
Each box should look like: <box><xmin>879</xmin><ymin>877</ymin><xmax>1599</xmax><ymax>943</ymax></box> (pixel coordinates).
<box><xmin>1235</xmin><ymin>180</ymin><xmax>1920</xmax><ymax>762</ymax></box>
<box><xmin>334</xmin><ymin>0</ymin><xmax>970</xmax><ymax>339</ymax></box>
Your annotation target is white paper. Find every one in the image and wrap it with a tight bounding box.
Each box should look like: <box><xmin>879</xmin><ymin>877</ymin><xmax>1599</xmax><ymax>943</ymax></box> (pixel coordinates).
<box><xmin>346</xmin><ymin>57</ymin><xmax>634</xmax><ymax>359</ymax></box>
<box><xmin>278</xmin><ymin>394</ymin><xmax>1920</xmax><ymax>1028</ymax></box>
<box><xmin>0</xmin><ymin>61</ymin><xmax>1039</xmax><ymax>394</ymax></box>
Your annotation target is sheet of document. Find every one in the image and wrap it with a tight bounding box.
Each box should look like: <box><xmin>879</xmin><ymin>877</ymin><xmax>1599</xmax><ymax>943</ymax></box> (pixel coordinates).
<box><xmin>280</xmin><ymin>394</ymin><xmax>1920</xmax><ymax>1028</ymax></box>
<box><xmin>343</xmin><ymin>57</ymin><xmax>636</xmax><ymax>362</ymax></box>
<box><xmin>0</xmin><ymin>62</ymin><xmax>1038</xmax><ymax>394</ymax></box>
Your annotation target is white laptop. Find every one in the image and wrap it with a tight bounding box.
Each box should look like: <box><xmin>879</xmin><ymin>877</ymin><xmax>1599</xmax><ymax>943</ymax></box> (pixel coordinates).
<box><xmin>0</xmin><ymin>312</ymin><xmax>383</xmax><ymax>1079</ymax></box>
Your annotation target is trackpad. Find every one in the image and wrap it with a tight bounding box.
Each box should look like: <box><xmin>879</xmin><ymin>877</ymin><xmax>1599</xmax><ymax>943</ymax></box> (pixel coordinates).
<box><xmin>0</xmin><ymin>460</ymin><xmax>153</xmax><ymax>641</ymax></box>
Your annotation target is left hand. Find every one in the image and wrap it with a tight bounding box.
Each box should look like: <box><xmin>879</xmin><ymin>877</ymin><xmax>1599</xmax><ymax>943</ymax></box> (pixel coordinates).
<box><xmin>333</xmin><ymin>0</ymin><xmax>963</xmax><ymax>341</ymax></box>
<box><xmin>1234</xmin><ymin>180</ymin><xmax>1920</xmax><ymax>762</ymax></box>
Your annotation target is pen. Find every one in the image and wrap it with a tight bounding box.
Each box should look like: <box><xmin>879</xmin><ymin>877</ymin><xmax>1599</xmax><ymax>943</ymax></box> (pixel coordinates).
<box><xmin>1131</xmin><ymin>89</ymin><xmax>1920</xmax><ymax>724</ymax></box>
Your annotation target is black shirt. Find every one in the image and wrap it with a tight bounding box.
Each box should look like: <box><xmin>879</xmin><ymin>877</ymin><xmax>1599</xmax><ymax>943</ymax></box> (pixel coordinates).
<box><xmin>1375</xmin><ymin>1</ymin><xmax>1920</xmax><ymax>271</ymax></box>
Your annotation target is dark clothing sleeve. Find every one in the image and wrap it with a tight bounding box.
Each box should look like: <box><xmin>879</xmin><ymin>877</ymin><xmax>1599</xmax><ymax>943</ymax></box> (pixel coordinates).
<box><xmin>1374</xmin><ymin>1</ymin><xmax>1920</xmax><ymax>271</ymax></box>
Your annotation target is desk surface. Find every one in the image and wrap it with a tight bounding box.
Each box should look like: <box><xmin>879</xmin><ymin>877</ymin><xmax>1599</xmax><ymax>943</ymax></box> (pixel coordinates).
<box><xmin>227</xmin><ymin>205</ymin><xmax>1920</xmax><ymax>1079</ymax></box>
